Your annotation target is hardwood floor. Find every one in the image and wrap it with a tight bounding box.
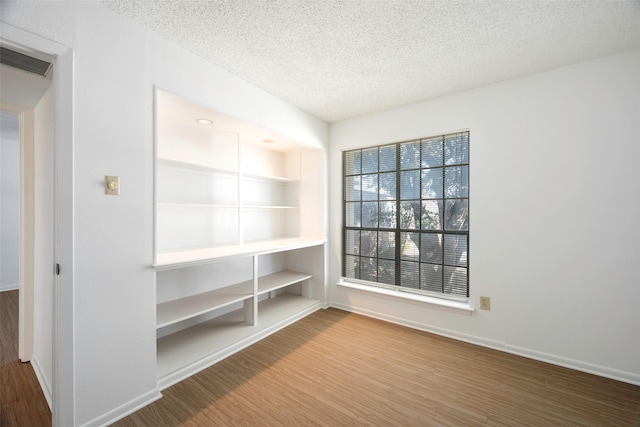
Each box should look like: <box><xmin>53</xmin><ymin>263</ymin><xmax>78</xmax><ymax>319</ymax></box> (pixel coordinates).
<box><xmin>2</xmin><ymin>296</ymin><xmax>638</xmax><ymax>426</ymax></box>
<box><xmin>0</xmin><ymin>290</ymin><xmax>51</xmax><ymax>427</ymax></box>
<box><xmin>117</xmin><ymin>308</ymin><xmax>640</xmax><ymax>426</ymax></box>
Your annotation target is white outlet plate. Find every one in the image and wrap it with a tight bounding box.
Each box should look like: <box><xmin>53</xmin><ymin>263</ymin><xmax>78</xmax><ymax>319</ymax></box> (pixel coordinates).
<box><xmin>480</xmin><ymin>296</ymin><xmax>491</xmax><ymax>310</ymax></box>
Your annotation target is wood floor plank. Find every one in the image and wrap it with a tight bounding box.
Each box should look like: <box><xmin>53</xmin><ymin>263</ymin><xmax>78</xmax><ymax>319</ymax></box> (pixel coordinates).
<box><xmin>0</xmin><ymin>290</ymin><xmax>51</xmax><ymax>427</ymax></box>
<box><xmin>116</xmin><ymin>308</ymin><xmax>640</xmax><ymax>426</ymax></box>
<box><xmin>3</xmin><ymin>297</ymin><xmax>638</xmax><ymax>426</ymax></box>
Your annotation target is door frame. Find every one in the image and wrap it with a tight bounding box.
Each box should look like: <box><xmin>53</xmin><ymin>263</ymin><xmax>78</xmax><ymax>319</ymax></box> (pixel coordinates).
<box><xmin>0</xmin><ymin>22</ymin><xmax>75</xmax><ymax>427</ymax></box>
<box><xmin>0</xmin><ymin>103</ymin><xmax>35</xmax><ymax>362</ymax></box>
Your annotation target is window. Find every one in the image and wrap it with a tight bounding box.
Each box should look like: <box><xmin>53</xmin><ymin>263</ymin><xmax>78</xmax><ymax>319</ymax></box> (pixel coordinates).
<box><xmin>343</xmin><ymin>131</ymin><xmax>469</xmax><ymax>299</ymax></box>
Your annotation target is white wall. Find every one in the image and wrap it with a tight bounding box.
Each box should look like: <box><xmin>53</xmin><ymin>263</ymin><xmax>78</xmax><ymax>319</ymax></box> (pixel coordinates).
<box><xmin>0</xmin><ymin>2</ymin><xmax>328</xmax><ymax>426</ymax></box>
<box><xmin>33</xmin><ymin>85</ymin><xmax>54</xmax><ymax>407</ymax></box>
<box><xmin>0</xmin><ymin>111</ymin><xmax>20</xmax><ymax>291</ymax></box>
<box><xmin>329</xmin><ymin>48</ymin><xmax>640</xmax><ymax>385</ymax></box>
<box><xmin>4</xmin><ymin>0</ymin><xmax>636</xmax><ymax>423</ymax></box>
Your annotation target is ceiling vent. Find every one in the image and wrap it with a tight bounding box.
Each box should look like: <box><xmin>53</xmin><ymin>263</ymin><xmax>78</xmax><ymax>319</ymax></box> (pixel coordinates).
<box><xmin>0</xmin><ymin>46</ymin><xmax>52</xmax><ymax>77</ymax></box>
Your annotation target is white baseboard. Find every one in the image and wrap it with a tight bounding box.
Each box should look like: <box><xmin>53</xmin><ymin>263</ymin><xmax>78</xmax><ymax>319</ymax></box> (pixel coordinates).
<box><xmin>80</xmin><ymin>388</ymin><xmax>162</xmax><ymax>427</ymax></box>
<box><xmin>502</xmin><ymin>343</ymin><xmax>640</xmax><ymax>386</ymax></box>
<box><xmin>330</xmin><ymin>302</ymin><xmax>640</xmax><ymax>386</ymax></box>
<box><xmin>0</xmin><ymin>283</ymin><xmax>19</xmax><ymax>292</ymax></box>
<box><xmin>30</xmin><ymin>356</ymin><xmax>52</xmax><ymax>410</ymax></box>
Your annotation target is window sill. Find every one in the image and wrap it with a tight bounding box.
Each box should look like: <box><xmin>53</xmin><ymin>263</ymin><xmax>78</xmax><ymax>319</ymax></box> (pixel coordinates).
<box><xmin>336</xmin><ymin>279</ymin><xmax>474</xmax><ymax>315</ymax></box>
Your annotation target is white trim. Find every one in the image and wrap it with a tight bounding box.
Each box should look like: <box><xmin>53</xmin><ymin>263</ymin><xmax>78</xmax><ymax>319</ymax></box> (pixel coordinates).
<box><xmin>0</xmin><ymin>22</ymin><xmax>68</xmax><ymax>56</ymax></box>
<box><xmin>1</xmin><ymin>103</ymin><xmax>33</xmax><ymax>362</ymax></box>
<box><xmin>330</xmin><ymin>302</ymin><xmax>640</xmax><ymax>387</ymax></box>
<box><xmin>2</xmin><ymin>96</ymin><xmax>36</xmax><ymax>364</ymax></box>
<box><xmin>502</xmin><ymin>343</ymin><xmax>640</xmax><ymax>387</ymax></box>
<box><xmin>52</xmin><ymin>45</ymin><xmax>75</xmax><ymax>427</ymax></box>
<box><xmin>31</xmin><ymin>356</ymin><xmax>52</xmax><ymax>410</ymax></box>
<box><xmin>0</xmin><ymin>283</ymin><xmax>19</xmax><ymax>292</ymax></box>
<box><xmin>18</xmin><ymin>107</ymin><xmax>35</xmax><ymax>363</ymax></box>
<box><xmin>337</xmin><ymin>279</ymin><xmax>474</xmax><ymax>315</ymax></box>
<box><xmin>79</xmin><ymin>388</ymin><xmax>162</xmax><ymax>427</ymax></box>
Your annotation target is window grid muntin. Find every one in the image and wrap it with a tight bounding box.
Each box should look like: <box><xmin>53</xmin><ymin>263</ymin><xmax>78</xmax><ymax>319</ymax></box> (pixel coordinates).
<box><xmin>343</xmin><ymin>132</ymin><xmax>469</xmax><ymax>298</ymax></box>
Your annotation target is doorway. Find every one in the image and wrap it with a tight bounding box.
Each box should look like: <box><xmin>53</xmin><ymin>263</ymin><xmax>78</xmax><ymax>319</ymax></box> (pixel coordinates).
<box><xmin>0</xmin><ymin>112</ymin><xmax>20</xmax><ymax>296</ymax></box>
<box><xmin>1</xmin><ymin>21</ymin><xmax>75</xmax><ymax>427</ymax></box>
<box><xmin>1</xmin><ymin>49</ymin><xmax>54</xmax><ymax>423</ymax></box>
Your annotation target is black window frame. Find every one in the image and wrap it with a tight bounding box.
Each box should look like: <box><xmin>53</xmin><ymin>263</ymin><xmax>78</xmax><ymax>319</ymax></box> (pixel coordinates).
<box><xmin>342</xmin><ymin>131</ymin><xmax>470</xmax><ymax>300</ymax></box>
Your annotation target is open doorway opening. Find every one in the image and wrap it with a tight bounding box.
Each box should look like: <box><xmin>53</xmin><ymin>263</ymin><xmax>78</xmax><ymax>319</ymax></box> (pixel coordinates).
<box><xmin>2</xmin><ymin>21</ymin><xmax>75</xmax><ymax>426</ymax></box>
<box><xmin>1</xmin><ymin>44</ymin><xmax>54</xmax><ymax>421</ymax></box>
<box><xmin>0</xmin><ymin>112</ymin><xmax>20</xmax><ymax>295</ymax></box>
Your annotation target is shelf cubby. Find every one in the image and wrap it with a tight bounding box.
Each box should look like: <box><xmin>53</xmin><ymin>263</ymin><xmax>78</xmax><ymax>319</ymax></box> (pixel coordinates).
<box><xmin>156</xmin><ymin>293</ymin><xmax>321</xmax><ymax>389</ymax></box>
<box><xmin>156</xmin><ymin>280</ymin><xmax>253</xmax><ymax>329</ymax></box>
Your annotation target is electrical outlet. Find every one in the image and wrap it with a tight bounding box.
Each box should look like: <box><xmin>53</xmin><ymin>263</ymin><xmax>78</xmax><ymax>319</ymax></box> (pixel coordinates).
<box><xmin>479</xmin><ymin>296</ymin><xmax>491</xmax><ymax>310</ymax></box>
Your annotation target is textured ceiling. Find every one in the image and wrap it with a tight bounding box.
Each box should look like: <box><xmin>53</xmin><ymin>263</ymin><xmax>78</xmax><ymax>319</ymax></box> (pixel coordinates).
<box><xmin>103</xmin><ymin>0</ymin><xmax>640</xmax><ymax>123</ymax></box>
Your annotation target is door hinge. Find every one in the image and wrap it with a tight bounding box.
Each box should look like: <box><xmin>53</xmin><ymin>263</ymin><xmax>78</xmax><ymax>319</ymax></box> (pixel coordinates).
<box><xmin>56</xmin><ymin>263</ymin><xmax>60</xmax><ymax>275</ymax></box>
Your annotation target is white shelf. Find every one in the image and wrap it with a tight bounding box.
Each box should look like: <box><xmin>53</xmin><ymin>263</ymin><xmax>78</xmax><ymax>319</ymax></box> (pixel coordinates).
<box><xmin>157</xmin><ymin>162</ymin><xmax>297</xmax><ymax>183</ymax></box>
<box><xmin>154</xmin><ymin>90</ymin><xmax>326</xmax><ymax>392</ymax></box>
<box><xmin>258</xmin><ymin>270</ymin><xmax>312</xmax><ymax>295</ymax></box>
<box><xmin>157</xmin><ymin>202</ymin><xmax>239</xmax><ymax>211</ymax></box>
<box><xmin>154</xmin><ymin>237</ymin><xmax>326</xmax><ymax>270</ymax></box>
<box><xmin>156</xmin><ymin>281</ymin><xmax>253</xmax><ymax>329</ymax></box>
<box><xmin>243</xmin><ymin>205</ymin><xmax>297</xmax><ymax>210</ymax></box>
<box><xmin>156</xmin><ymin>270</ymin><xmax>312</xmax><ymax>329</ymax></box>
<box><xmin>156</xmin><ymin>293</ymin><xmax>321</xmax><ymax>388</ymax></box>
<box><xmin>157</xmin><ymin>204</ymin><xmax>296</xmax><ymax>211</ymax></box>
<box><xmin>242</xmin><ymin>172</ymin><xmax>297</xmax><ymax>183</ymax></box>
<box><xmin>158</xmin><ymin>157</ymin><xmax>238</xmax><ymax>176</ymax></box>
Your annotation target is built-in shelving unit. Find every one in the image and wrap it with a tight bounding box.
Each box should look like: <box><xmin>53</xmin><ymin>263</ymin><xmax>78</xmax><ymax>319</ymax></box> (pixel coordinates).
<box><xmin>154</xmin><ymin>89</ymin><xmax>326</xmax><ymax>390</ymax></box>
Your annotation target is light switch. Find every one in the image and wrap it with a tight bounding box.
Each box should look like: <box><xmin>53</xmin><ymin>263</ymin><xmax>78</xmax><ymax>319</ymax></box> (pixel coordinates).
<box><xmin>105</xmin><ymin>175</ymin><xmax>120</xmax><ymax>195</ymax></box>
